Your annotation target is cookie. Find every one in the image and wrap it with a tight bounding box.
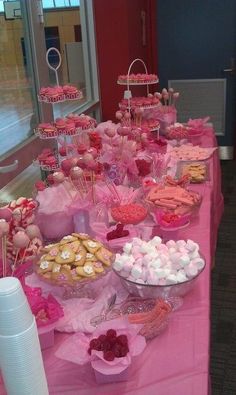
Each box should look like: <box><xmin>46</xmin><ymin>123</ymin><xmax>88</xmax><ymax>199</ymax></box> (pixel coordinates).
<box><xmin>76</xmin><ymin>264</ymin><xmax>95</xmax><ymax>277</ymax></box>
<box><xmin>95</xmin><ymin>247</ymin><xmax>113</xmax><ymax>266</ymax></box>
<box><xmin>60</xmin><ymin>235</ymin><xmax>78</xmax><ymax>245</ymax></box>
<box><xmin>38</xmin><ymin>260</ymin><xmax>53</xmax><ymax>273</ymax></box>
<box><xmin>45</xmin><ymin>246</ymin><xmax>60</xmax><ymax>261</ymax></box>
<box><xmin>41</xmin><ymin>243</ymin><xmax>60</xmax><ymax>253</ymax></box>
<box><xmin>52</xmin><ymin>263</ymin><xmax>61</xmax><ymax>273</ymax></box>
<box><xmin>71</xmin><ymin>268</ymin><xmax>82</xmax><ymax>282</ymax></box>
<box><xmin>93</xmin><ymin>261</ymin><xmax>105</xmax><ymax>274</ymax></box>
<box><xmin>72</xmin><ymin>232</ymin><xmax>90</xmax><ymax>240</ymax></box>
<box><xmin>83</xmin><ymin>239</ymin><xmax>101</xmax><ymax>254</ymax></box>
<box><xmin>67</xmin><ymin>240</ymin><xmax>81</xmax><ymax>253</ymax></box>
<box><xmin>55</xmin><ymin>247</ymin><xmax>75</xmax><ymax>265</ymax></box>
<box><xmin>85</xmin><ymin>252</ymin><xmax>97</xmax><ymax>261</ymax></box>
<box><xmin>74</xmin><ymin>252</ymin><xmax>86</xmax><ymax>266</ymax></box>
<box><xmin>52</xmin><ymin>266</ymin><xmax>72</xmax><ymax>284</ymax></box>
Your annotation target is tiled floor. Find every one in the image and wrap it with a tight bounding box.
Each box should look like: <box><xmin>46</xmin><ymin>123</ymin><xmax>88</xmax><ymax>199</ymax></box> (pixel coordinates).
<box><xmin>210</xmin><ymin>160</ymin><xmax>236</xmax><ymax>395</ymax></box>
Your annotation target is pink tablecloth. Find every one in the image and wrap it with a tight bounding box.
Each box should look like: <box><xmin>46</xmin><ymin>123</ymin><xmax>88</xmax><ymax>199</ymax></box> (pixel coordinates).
<box><xmin>0</xmin><ymin>128</ymin><xmax>223</xmax><ymax>395</ymax></box>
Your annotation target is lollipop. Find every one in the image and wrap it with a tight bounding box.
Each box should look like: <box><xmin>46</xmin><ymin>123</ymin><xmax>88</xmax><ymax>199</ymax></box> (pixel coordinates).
<box><xmin>53</xmin><ymin>171</ymin><xmax>65</xmax><ymax>184</ymax></box>
<box><xmin>0</xmin><ymin>207</ymin><xmax>12</xmax><ymax>222</ymax></box>
<box><xmin>0</xmin><ymin>219</ymin><xmax>9</xmax><ymax>278</ymax></box>
<box><xmin>12</xmin><ymin>231</ymin><xmax>30</xmax><ymax>271</ymax></box>
<box><xmin>117</xmin><ymin>126</ymin><xmax>130</xmax><ymax>136</ymax></box>
<box><xmin>105</xmin><ymin>128</ymin><xmax>116</xmax><ymax>138</ymax></box>
<box><xmin>25</xmin><ymin>224</ymin><xmax>42</xmax><ymax>240</ymax></box>
<box><xmin>115</xmin><ymin>111</ymin><xmax>123</xmax><ymax>121</ymax></box>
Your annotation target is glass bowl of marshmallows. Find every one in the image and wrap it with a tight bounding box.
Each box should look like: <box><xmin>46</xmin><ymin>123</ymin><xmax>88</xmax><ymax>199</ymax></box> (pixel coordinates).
<box><xmin>112</xmin><ymin>236</ymin><xmax>205</xmax><ymax>299</ymax></box>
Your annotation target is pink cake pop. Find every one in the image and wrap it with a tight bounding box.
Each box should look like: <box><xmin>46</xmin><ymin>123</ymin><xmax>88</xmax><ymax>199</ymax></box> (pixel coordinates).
<box><xmin>13</xmin><ymin>231</ymin><xmax>30</xmax><ymax>249</ymax></box>
<box><xmin>115</xmin><ymin>111</ymin><xmax>123</xmax><ymax>121</ymax></box>
<box><xmin>83</xmin><ymin>153</ymin><xmax>94</xmax><ymax>166</ymax></box>
<box><xmin>52</xmin><ymin>171</ymin><xmax>65</xmax><ymax>184</ymax></box>
<box><xmin>117</xmin><ymin>126</ymin><xmax>130</xmax><ymax>136</ymax></box>
<box><xmin>70</xmin><ymin>166</ymin><xmax>84</xmax><ymax>180</ymax></box>
<box><xmin>61</xmin><ymin>159</ymin><xmax>73</xmax><ymax>175</ymax></box>
<box><xmin>0</xmin><ymin>207</ymin><xmax>12</xmax><ymax>222</ymax></box>
<box><xmin>87</xmin><ymin>147</ymin><xmax>98</xmax><ymax>158</ymax></box>
<box><xmin>0</xmin><ymin>219</ymin><xmax>9</xmax><ymax>237</ymax></box>
<box><xmin>104</xmin><ymin>128</ymin><xmax>116</xmax><ymax>138</ymax></box>
<box><xmin>25</xmin><ymin>224</ymin><xmax>42</xmax><ymax>240</ymax></box>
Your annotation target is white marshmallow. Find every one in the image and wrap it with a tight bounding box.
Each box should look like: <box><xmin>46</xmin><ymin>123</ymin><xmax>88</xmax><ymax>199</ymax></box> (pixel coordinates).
<box><xmin>131</xmin><ymin>264</ymin><xmax>143</xmax><ymax>279</ymax></box>
<box><xmin>119</xmin><ymin>270</ymin><xmax>129</xmax><ymax>278</ymax></box>
<box><xmin>166</xmin><ymin>274</ymin><xmax>178</xmax><ymax>284</ymax></box>
<box><xmin>170</xmin><ymin>252</ymin><xmax>182</xmax><ymax>263</ymax></box>
<box><xmin>179</xmin><ymin>254</ymin><xmax>190</xmax><ymax>267</ymax></box>
<box><xmin>149</xmin><ymin>236</ymin><xmax>162</xmax><ymax>247</ymax></box>
<box><xmin>132</xmin><ymin>237</ymin><xmax>143</xmax><ymax>246</ymax></box>
<box><xmin>176</xmin><ymin>271</ymin><xmax>188</xmax><ymax>283</ymax></box>
<box><xmin>159</xmin><ymin>254</ymin><xmax>169</xmax><ymax>265</ymax></box>
<box><xmin>168</xmin><ymin>247</ymin><xmax>177</xmax><ymax>255</ymax></box>
<box><xmin>166</xmin><ymin>240</ymin><xmax>176</xmax><ymax>248</ymax></box>
<box><xmin>123</xmin><ymin>242</ymin><xmax>132</xmax><ymax>254</ymax></box>
<box><xmin>140</xmin><ymin>242</ymin><xmax>150</xmax><ymax>254</ymax></box>
<box><xmin>192</xmin><ymin>258</ymin><xmax>205</xmax><ymax>270</ymax></box>
<box><xmin>185</xmin><ymin>262</ymin><xmax>198</xmax><ymax>278</ymax></box>
<box><xmin>149</xmin><ymin>258</ymin><xmax>162</xmax><ymax>269</ymax></box>
<box><xmin>176</xmin><ymin>240</ymin><xmax>186</xmax><ymax>248</ymax></box>
<box><xmin>190</xmin><ymin>249</ymin><xmax>200</xmax><ymax>259</ymax></box>
<box><xmin>113</xmin><ymin>260</ymin><xmax>124</xmax><ymax>271</ymax></box>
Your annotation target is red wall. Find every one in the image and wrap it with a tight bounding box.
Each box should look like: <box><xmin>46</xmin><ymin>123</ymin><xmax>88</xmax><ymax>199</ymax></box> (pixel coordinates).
<box><xmin>93</xmin><ymin>0</ymin><xmax>157</xmax><ymax>121</ymax></box>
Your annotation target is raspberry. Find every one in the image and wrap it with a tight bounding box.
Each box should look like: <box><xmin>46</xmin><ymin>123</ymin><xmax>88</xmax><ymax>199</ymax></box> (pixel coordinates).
<box><xmin>87</xmin><ymin>348</ymin><xmax>92</xmax><ymax>355</ymax></box>
<box><xmin>120</xmin><ymin>345</ymin><xmax>129</xmax><ymax>357</ymax></box>
<box><xmin>98</xmin><ymin>334</ymin><xmax>107</xmax><ymax>343</ymax></box>
<box><xmin>100</xmin><ymin>340</ymin><xmax>111</xmax><ymax>351</ymax></box>
<box><xmin>113</xmin><ymin>343</ymin><xmax>122</xmax><ymax>358</ymax></box>
<box><xmin>89</xmin><ymin>338</ymin><xmax>101</xmax><ymax>350</ymax></box>
<box><xmin>116</xmin><ymin>335</ymin><xmax>128</xmax><ymax>346</ymax></box>
<box><xmin>106</xmin><ymin>329</ymin><xmax>117</xmax><ymax>338</ymax></box>
<box><xmin>103</xmin><ymin>350</ymin><xmax>115</xmax><ymax>361</ymax></box>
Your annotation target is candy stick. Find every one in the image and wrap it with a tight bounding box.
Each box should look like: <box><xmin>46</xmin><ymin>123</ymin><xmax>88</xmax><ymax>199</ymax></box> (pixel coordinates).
<box><xmin>168</xmin><ymin>88</ymin><xmax>174</xmax><ymax>106</ymax></box>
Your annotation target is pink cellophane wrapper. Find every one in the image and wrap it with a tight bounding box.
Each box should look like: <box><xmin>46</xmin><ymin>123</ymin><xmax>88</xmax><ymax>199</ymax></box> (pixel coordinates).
<box><xmin>23</xmin><ymin>284</ymin><xmax>64</xmax><ymax>328</ymax></box>
<box><xmin>35</xmin><ymin>182</ymin><xmax>77</xmax><ymax>239</ymax></box>
<box><xmin>55</xmin><ymin>317</ymin><xmax>146</xmax><ymax>375</ymax></box>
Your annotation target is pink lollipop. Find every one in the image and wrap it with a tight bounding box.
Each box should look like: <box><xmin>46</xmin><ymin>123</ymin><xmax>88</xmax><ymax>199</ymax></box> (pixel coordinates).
<box><xmin>25</xmin><ymin>224</ymin><xmax>42</xmax><ymax>240</ymax></box>
<box><xmin>70</xmin><ymin>166</ymin><xmax>84</xmax><ymax>180</ymax></box>
<box><xmin>115</xmin><ymin>111</ymin><xmax>123</xmax><ymax>120</ymax></box>
<box><xmin>0</xmin><ymin>219</ymin><xmax>9</xmax><ymax>237</ymax></box>
<box><xmin>105</xmin><ymin>128</ymin><xmax>116</xmax><ymax>138</ymax></box>
<box><xmin>77</xmin><ymin>156</ymin><xmax>86</xmax><ymax>169</ymax></box>
<box><xmin>83</xmin><ymin>153</ymin><xmax>94</xmax><ymax>165</ymax></box>
<box><xmin>117</xmin><ymin>126</ymin><xmax>130</xmax><ymax>136</ymax></box>
<box><xmin>13</xmin><ymin>231</ymin><xmax>30</xmax><ymax>249</ymax></box>
<box><xmin>61</xmin><ymin>159</ymin><xmax>73</xmax><ymax>175</ymax></box>
<box><xmin>53</xmin><ymin>171</ymin><xmax>65</xmax><ymax>184</ymax></box>
<box><xmin>124</xmin><ymin>111</ymin><xmax>131</xmax><ymax>120</ymax></box>
<box><xmin>0</xmin><ymin>207</ymin><xmax>12</xmax><ymax>222</ymax></box>
<box><xmin>87</xmin><ymin>147</ymin><xmax>98</xmax><ymax>158</ymax></box>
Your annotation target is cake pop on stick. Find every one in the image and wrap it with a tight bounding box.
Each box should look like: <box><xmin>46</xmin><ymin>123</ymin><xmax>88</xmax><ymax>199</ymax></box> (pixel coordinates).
<box><xmin>173</xmin><ymin>92</ymin><xmax>180</xmax><ymax>107</ymax></box>
<box><xmin>0</xmin><ymin>219</ymin><xmax>9</xmax><ymax>277</ymax></box>
<box><xmin>168</xmin><ymin>87</ymin><xmax>174</xmax><ymax>106</ymax></box>
<box><xmin>12</xmin><ymin>231</ymin><xmax>30</xmax><ymax>273</ymax></box>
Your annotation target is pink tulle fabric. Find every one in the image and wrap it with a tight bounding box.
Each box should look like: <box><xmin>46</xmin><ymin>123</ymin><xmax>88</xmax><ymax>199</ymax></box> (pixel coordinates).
<box><xmin>55</xmin><ymin>317</ymin><xmax>146</xmax><ymax>375</ymax></box>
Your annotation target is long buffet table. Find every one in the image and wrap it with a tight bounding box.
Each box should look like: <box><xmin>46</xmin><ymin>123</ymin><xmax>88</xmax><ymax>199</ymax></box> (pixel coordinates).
<box><xmin>0</xmin><ymin>128</ymin><xmax>223</xmax><ymax>395</ymax></box>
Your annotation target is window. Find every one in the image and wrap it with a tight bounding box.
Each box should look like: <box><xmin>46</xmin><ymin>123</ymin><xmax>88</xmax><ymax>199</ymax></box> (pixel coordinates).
<box><xmin>0</xmin><ymin>0</ymin><xmax>80</xmax><ymax>12</ymax></box>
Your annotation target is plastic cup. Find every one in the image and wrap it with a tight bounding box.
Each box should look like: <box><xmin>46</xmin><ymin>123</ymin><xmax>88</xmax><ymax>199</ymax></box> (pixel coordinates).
<box><xmin>0</xmin><ymin>277</ymin><xmax>33</xmax><ymax>336</ymax></box>
<box><xmin>0</xmin><ymin>319</ymin><xmax>49</xmax><ymax>395</ymax></box>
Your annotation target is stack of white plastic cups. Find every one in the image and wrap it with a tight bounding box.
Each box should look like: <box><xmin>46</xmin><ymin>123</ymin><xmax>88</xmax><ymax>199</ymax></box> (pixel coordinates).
<box><xmin>0</xmin><ymin>277</ymin><xmax>49</xmax><ymax>395</ymax></box>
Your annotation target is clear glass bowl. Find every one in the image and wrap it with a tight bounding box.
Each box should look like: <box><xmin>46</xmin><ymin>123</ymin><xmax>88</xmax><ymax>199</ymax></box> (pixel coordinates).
<box><xmin>113</xmin><ymin>259</ymin><xmax>205</xmax><ymax>299</ymax></box>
